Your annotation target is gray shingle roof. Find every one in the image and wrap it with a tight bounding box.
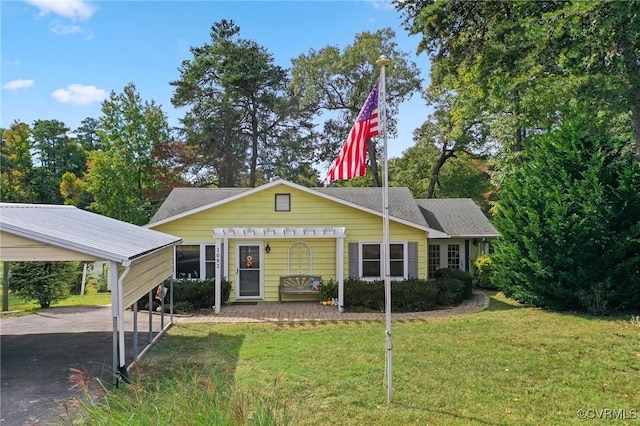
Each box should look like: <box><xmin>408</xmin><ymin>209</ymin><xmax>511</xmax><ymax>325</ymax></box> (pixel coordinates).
<box><xmin>1</xmin><ymin>203</ymin><xmax>182</xmax><ymax>262</ymax></box>
<box><xmin>149</xmin><ymin>187</ymin><xmax>250</xmax><ymax>223</ymax></box>
<box><xmin>314</xmin><ymin>187</ymin><xmax>429</xmax><ymax>228</ymax></box>
<box><xmin>415</xmin><ymin>198</ymin><xmax>499</xmax><ymax>238</ymax></box>
<box><xmin>147</xmin><ymin>182</ymin><xmax>497</xmax><ymax>239</ymax></box>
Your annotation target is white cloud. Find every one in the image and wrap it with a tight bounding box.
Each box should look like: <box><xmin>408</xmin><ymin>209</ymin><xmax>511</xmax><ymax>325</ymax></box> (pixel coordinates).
<box><xmin>51</xmin><ymin>84</ymin><xmax>106</xmax><ymax>105</ymax></box>
<box><xmin>25</xmin><ymin>0</ymin><xmax>95</xmax><ymax>21</ymax></box>
<box><xmin>3</xmin><ymin>79</ymin><xmax>35</xmax><ymax>90</ymax></box>
<box><xmin>6</xmin><ymin>59</ymin><xmax>21</xmax><ymax>67</ymax></box>
<box><xmin>51</xmin><ymin>21</ymin><xmax>84</xmax><ymax>36</ymax></box>
<box><xmin>366</xmin><ymin>0</ymin><xmax>395</xmax><ymax>10</ymax></box>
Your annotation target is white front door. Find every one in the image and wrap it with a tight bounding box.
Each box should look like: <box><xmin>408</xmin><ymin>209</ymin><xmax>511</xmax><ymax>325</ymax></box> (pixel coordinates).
<box><xmin>236</xmin><ymin>243</ymin><xmax>263</xmax><ymax>299</ymax></box>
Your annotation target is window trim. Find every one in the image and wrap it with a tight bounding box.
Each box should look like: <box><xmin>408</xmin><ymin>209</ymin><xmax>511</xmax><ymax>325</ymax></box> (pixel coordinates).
<box><xmin>275</xmin><ymin>193</ymin><xmax>291</xmax><ymax>212</ymax></box>
<box><xmin>358</xmin><ymin>241</ymin><xmax>408</xmax><ymax>280</ymax></box>
<box><xmin>175</xmin><ymin>243</ymin><xmax>217</xmax><ymax>280</ymax></box>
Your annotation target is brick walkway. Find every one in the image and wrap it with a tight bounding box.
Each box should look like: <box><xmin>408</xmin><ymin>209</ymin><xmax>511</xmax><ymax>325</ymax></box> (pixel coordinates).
<box><xmin>176</xmin><ymin>290</ymin><xmax>489</xmax><ymax>324</ymax></box>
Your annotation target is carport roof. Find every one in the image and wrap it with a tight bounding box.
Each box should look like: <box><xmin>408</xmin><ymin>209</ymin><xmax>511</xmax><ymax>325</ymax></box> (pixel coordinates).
<box><xmin>0</xmin><ymin>203</ymin><xmax>182</xmax><ymax>263</ymax></box>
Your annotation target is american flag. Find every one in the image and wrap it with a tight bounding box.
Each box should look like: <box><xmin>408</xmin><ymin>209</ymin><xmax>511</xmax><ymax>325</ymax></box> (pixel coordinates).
<box><xmin>326</xmin><ymin>80</ymin><xmax>380</xmax><ymax>181</ymax></box>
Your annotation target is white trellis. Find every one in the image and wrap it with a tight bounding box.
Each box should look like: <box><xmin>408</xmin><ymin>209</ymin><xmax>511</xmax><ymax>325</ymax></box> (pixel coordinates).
<box><xmin>288</xmin><ymin>241</ymin><xmax>312</xmax><ymax>275</ymax></box>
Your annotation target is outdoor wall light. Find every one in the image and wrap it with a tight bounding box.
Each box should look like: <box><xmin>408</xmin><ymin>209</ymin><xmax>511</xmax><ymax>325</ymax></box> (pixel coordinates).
<box><xmin>265</xmin><ymin>243</ymin><xmax>271</xmax><ymax>254</ymax></box>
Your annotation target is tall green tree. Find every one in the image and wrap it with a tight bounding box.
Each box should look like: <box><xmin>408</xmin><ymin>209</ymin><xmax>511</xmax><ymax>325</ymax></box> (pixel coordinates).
<box><xmin>553</xmin><ymin>1</ymin><xmax>640</xmax><ymax>160</ymax></box>
<box><xmin>9</xmin><ymin>261</ymin><xmax>80</xmax><ymax>308</ymax></box>
<box><xmin>492</xmin><ymin>119</ymin><xmax>640</xmax><ymax>315</ymax></box>
<box><xmin>291</xmin><ymin>28</ymin><xmax>421</xmax><ymax>186</ymax></box>
<box><xmin>74</xmin><ymin>117</ymin><xmax>103</xmax><ymax>152</ymax></box>
<box><xmin>31</xmin><ymin>119</ymin><xmax>86</xmax><ymax>204</ymax></box>
<box><xmin>1</xmin><ymin>121</ymin><xmax>35</xmax><ymax>202</ymax></box>
<box><xmin>85</xmin><ymin>83</ymin><xmax>171</xmax><ymax>224</ymax></box>
<box><xmin>396</xmin><ymin>0</ymin><xmax>640</xmax><ymax>164</ymax></box>
<box><xmin>172</xmin><ymin>20</ymin><xmax>314</xmax><ymax>188</ymax></box>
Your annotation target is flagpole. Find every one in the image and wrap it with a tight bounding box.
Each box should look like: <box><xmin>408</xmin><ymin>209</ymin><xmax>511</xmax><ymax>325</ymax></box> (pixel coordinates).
<box><xmin>376</xmin><ymin>54</ymin><xmax>393</xmax><ymax>403</ymax></box>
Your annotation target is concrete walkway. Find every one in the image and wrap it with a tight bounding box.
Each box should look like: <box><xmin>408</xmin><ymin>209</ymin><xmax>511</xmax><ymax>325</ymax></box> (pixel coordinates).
<box><xmin>178</xmin><ymin>290</ymin><xmax>490</xmax><ymax>324</ymax></box>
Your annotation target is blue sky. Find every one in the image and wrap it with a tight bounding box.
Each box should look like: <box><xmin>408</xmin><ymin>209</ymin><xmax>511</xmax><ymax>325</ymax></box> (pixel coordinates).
<box><xmin>1</xmin><ymin>0</ymin><xmax>432</xmax><ymax>159</ymax></box>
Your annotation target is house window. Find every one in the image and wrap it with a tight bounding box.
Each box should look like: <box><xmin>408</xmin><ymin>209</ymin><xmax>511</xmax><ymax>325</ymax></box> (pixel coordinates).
<box><xmin>275</xmin><ymin>193</ymin><xmax>290</xmax><ymax>211</ymax></box>
<box><xmin>176</xmin><ymin>244</ymin><xmax>217</xmax><ymax>279</ymax></box>
<box><xmin>360</xmin><ymin>242</ymin><xmax>406</xmax><ymax>279</ymax></box>
<box><xmin>176</xmin><ymin>245</ymin><xmax>200</xmax><ymax>279</ymax></box>
<box><xmin>361</xmin><ymin>244</ymin><xmax>381</xmax><ymax>277</ymax></box>
<box><xmin>448</xmin><ymin>244</ymin><xmax>461</xmax><ymax>269</ymax></box>
<box><xmin>428</xmin><ymin>244</ymin><xmax>440</xmax><ymax>279</ymax></box>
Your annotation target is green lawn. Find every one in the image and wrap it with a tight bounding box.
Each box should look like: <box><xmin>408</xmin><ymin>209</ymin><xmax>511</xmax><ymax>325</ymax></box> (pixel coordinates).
<box><xmin>63</xmin><ymin>294</ymin><xmax>639</xmax><ymax>425</ymax></box>
<box><xmin>0</xmin><ymin>283</ymin><xmax>111</xmax><ymax>315</ymax></box>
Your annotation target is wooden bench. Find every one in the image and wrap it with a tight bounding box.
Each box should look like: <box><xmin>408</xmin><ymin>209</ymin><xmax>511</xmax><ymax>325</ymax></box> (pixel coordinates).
<box><xmin>279</xmin><ymin>275</ymin><xmax>322</xmax><ymax>302</ymax></box>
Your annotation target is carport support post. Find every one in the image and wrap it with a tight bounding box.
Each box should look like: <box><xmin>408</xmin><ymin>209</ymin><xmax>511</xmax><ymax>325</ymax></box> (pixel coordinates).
<box><xmin>160</xmin><ymin>285</ymin><xmax>165</xmax><ymax>330</ymax></box>
<box><xmin>148</xmin><ymin>290</ymin><xmax>153</xmax><ymax>344</ymax></box>
<box><xmin>170</xmin><ymin>278</ymin><xmax>174</xmax><ymax>323</ymax></box>
<box><xmin>133</xmin><ymin>301</ymin><xmax>138</xmax><ymax>359</ymax></box>
<box><xmin>110</xmin><ymin>261</ymin><xmax>119</xmax><ymax>384</ymax></box>
<box><xmin>110</xmin><ymin>261</ymin><xmax>130</xmax><ymax>384</ymax></box>
<box><xmin>2</xmin><ymin>262</ymin><xmax>9</xmax><ymax>312</ymax></box>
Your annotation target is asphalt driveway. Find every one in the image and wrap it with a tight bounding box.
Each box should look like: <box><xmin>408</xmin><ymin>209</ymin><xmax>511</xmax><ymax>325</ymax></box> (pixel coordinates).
<box><xmin>1</xmin><ymin>306</ymin><xmax>165</xmax><ymax>425</ymax></box>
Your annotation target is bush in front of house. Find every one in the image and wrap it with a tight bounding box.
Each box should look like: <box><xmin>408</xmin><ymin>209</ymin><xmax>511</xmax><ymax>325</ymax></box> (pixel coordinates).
<box><xmin>172</xmin><ymin>279</ymin><xmax>231</xmax><ymax>312</ymax></box>
<box><xmin>433</xmin><ymin>268</ymin><xmax>473</xmax><ymax>300</ymax></box>
<box><xmin>473</xmin><ymin>255</ymin><xmax>497</xmax><ymax>290</ymax></box>
<box><xmin>342</xmin><ymin>275</ymin><xmax>466</xmax><ymax>313</ymax></box>
<box><xmin>136</xmin><ymin>279</ymin><xmax>231</xmax><ymax>313</ymax></box>
<box><xmin>343</xmin><ymin>278</ymin><xmax>385</xmax><ymax>311</ymax></box>
<box><xmin>434</xmin><ymin>277</ymin><xmax>466</xmax><ymax>306</ymax></box>
<box><xmin>393</xmin><ymin>278</ymin><xmax>439</xmax><ymax>312</ymax></box>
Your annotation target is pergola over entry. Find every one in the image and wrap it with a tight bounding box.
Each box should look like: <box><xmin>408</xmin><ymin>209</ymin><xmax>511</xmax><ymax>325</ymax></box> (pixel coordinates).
<box><xmin>0</xmin><ymin>203</ymin><xmax>182</xmax><ymax>381</ymax></box>
<box><xmin>212</xmin><ymin>226</ymin><xmax>347</xmax><ymax>313</ymax></box>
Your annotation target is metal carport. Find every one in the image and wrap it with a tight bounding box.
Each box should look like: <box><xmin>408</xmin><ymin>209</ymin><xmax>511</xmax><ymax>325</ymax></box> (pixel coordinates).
<box><xmin>0</xmin><ymin>203</ymin><xmax>182</xmax><ymax>381</ymax></box>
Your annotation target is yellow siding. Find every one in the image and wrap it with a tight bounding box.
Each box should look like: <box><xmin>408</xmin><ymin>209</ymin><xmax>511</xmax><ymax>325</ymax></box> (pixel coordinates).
<box><xmin>0</xmin><ymin>231</ymin><xmax>101</xmax><ymax>262</ymax></box>
<box><xmin>151</xmin><ymin>184</ymin><xmax>428</xmax><ymax>301</ymax></box>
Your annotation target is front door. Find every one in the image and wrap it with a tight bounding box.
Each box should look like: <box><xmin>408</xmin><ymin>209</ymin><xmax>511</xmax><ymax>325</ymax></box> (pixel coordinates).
<box><xmin>236</xmin><ymin>243</ymin><xmax>263</xmax><ymax>298</ymax></box>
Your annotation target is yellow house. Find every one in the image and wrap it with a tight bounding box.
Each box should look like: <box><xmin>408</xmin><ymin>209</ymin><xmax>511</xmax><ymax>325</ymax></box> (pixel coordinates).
<box><xmin>146</xmin><ymin>179</ymin><xmax>498</xmax><ymax>312</ymax></box>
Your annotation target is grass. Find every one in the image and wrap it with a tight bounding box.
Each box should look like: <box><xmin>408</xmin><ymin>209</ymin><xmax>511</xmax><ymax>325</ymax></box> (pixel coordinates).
<box><xmin>0</xmin><ymin>282</ymin><xmax>111</xmax><ymax>316</ymax></box>
<box><xmin>61</xmin><ymin>293</ymin><xmax>639</xmax><ymax>425</ymax></box>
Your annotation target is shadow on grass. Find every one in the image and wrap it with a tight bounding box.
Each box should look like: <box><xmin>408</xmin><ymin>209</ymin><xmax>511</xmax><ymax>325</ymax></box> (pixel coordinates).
<box><xmin>394</xmin><ymin>401</ymin><xmax>505</xmax><ymax>426</ymax></box>
<box><xmin>484</xmin><ymin>291</ymin><xmax>525</xmax><ymax>312</ymax></box>
<box><xmin>482</xmin><ymin>291</ymin><xmax>636</xmax><ymax>323</ymax></box>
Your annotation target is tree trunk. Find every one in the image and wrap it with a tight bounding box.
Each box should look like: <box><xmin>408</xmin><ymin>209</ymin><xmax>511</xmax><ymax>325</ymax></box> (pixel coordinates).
<box><xmin>367</xmin><ymin>139</ymin><xmax>381</xmax><ymax>187</ymax></box>
<box><xmin>426</xmin><ymin>147</ymin><xmax>456</xmax><ymax>198</ymax></box>
<box><xmin>249</xmin><ymin>112</ymin><xmax>259</xmax><ymax>187</ymax></box>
